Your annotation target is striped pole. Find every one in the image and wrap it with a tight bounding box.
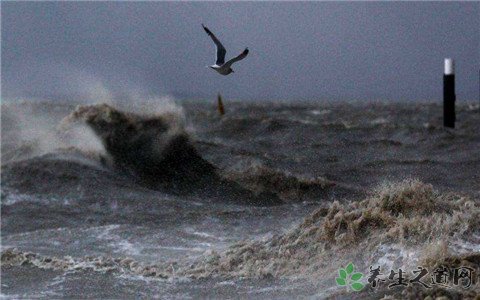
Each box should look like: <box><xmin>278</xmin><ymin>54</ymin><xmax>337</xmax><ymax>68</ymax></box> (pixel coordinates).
<box><xmin>443</xmin><ymin>58</ymin><xmax>455</xmax><ymax>128</ymax></box>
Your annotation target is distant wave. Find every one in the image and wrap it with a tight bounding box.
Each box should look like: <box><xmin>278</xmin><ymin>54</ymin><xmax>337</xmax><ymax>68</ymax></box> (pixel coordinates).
<box><xmin>222</xmin><ymin>162</ymin><xmax>362</xmax><ymax>202</ymax></box>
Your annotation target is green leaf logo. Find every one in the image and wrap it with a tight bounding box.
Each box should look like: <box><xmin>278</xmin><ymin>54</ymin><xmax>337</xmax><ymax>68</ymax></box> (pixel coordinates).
<box><xmin>346</xmin><ymin>263</ymin><xmax>354</xmax><ymax>274</ymax></box>
<box><xmin>336</xmin><ymin>278</ymin><xmax>346</xmax><ymax>286</ymax></box>
<box><xmin>335</xmin><ymin>263</ymin><xmax>365</xmax><ymax>292</ymax></box>
<box><xmin>351</xmin><ymin>282</ymin><xmax>364</xmax><ymax>291</ymax></box>
<box><xmin>351</xmin><ymin>273</ymin><xmax>363</xmax><ymax>281</ymax></box>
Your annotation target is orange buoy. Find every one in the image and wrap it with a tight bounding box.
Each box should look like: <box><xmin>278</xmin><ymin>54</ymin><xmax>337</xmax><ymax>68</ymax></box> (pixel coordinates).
<box><xmin>217</xmin><ymin>93</ymin><xmax>225</xmax><ymax>116</ymax></box>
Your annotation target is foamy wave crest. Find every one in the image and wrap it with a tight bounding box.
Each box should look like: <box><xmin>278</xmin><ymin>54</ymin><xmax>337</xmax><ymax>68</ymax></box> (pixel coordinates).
<box><xmin>1</xmin><ymin>249</ymin><xmax>172</xmax><ymax>279</ymax></box>
<box><xmin>59</xmin><ymin>103</ymin><xmax>214</xmax><ymax>184</ymax></box>
<box><xmin>180</xmin><ymin>179</ymin><xmax>479</xmax><ymax>282</ymax></box>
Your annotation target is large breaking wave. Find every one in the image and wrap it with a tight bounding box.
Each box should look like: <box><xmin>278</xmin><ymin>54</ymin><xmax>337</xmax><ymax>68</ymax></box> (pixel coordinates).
<box><xmin>3</xmin><ymin>102</ymin><xmax>343</xmax><ymax>206</ymax></box>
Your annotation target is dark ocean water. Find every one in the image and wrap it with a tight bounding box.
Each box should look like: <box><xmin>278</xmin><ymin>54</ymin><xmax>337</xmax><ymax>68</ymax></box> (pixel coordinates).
<box><xmin>1</xmin><ymin>99</ymin><xmax>479</xmax><ymax>299</ymax></box>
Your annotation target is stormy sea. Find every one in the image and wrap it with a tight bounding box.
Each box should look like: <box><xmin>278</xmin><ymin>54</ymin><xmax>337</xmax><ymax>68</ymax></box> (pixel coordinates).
<box><xmin>1</xmin><ymin>98</ymin><xmax>479</xmax><ymax>299</ymax></box>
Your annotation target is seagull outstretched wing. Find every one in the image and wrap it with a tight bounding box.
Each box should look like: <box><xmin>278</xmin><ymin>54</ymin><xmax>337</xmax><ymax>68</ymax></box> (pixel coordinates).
<box><xmin>202</xmin><ymin>24</ymin><xmax>226</xmax><ymax>65</ymax></box>
<box><xmin>224</xmin><ymin>48</ymin><xmax>249</xmax><ymax>68</ymax></box>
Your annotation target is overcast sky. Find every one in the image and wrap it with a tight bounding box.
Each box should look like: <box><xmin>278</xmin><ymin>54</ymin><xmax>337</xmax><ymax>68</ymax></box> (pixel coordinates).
<box><xmin>2</xmin><ymin>2</ymin><xmax>479</xmax><ymax>102</ymax></box>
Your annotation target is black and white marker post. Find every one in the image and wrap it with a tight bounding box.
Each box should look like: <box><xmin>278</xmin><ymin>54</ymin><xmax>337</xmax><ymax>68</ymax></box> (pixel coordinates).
<box><xmin>443</xmin><ymin>58</ymin><xmax>456</xmax><ymax>128</ymax></box>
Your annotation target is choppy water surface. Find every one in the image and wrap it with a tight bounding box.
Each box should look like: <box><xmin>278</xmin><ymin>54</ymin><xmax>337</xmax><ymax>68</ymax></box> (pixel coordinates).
<box><xmin>1</xmin><ymin>100</ymin><xmax>479</xmax><ymax>299</ymax></box>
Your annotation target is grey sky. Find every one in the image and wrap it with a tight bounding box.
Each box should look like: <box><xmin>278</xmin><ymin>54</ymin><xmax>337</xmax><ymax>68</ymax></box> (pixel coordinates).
<box><xmin>2</xmin><ymin>1</ymin><xmax>479</xmax><ymax>102</ymax></box>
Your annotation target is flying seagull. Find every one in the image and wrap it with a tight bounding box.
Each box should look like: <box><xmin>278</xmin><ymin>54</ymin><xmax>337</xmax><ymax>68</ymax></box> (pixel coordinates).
<box><xmin>202</xmin><ymin>24</ymin><xmax>249</xmax><ymax>76</ymax></box>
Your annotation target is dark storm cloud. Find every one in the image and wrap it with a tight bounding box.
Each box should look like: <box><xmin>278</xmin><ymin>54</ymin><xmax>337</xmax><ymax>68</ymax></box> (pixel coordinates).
<box><xmin>2</xmin><ymin>2</ymin><xmax>479</xmax><ymax>101</ymax></box>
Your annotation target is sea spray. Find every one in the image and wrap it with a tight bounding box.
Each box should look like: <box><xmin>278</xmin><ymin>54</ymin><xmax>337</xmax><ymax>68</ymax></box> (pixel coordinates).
<box><xmin>4</xmin><ymin>179</ymin><xmax>476</xmax><ymax>280</ymax></box>
<box><xmin>3</xmin><ymin>148</ymin><xmax>479</xmax><ymax>300</ymax></box>
<box><xmin>57</xmin><ymin>103</ymin><xmax>282</xmax><ymax>204</ymax></box>
<box><xmin>59</xmin><ymin>103</ymin><xmax>217</xmax><ymax>185</ymax></box>
<box><xmin>180</xmin><ymin>179</ymin><xmax>479</xmax><ymax>283</ymax></box>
